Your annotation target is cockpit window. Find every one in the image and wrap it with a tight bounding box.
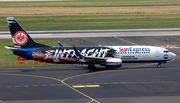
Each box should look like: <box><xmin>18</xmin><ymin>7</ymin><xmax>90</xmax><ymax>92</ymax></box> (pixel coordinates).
<box><xmin>164</xmin><ymin>50</ymin><xmax>169</xmax><ymax>53</ymax></box>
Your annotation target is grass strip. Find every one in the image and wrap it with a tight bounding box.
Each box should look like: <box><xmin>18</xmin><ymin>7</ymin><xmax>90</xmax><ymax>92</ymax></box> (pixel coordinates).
<box><xmin>0</xmin><ymin>14</ymin><xmax>180</xmax><ymax>31</ymax></box>
<box><xmin>0</xmin><ymin>0</ymin><xmax>180</xmax><ymax>7</ymax></box>
<box><xmin>0</xmin><ymin>0</ymin><xmax>180</xmax><ymax>30</ymax></box>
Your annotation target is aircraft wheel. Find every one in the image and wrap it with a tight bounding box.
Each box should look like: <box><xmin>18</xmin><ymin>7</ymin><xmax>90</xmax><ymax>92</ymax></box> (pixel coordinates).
<box><xmin>88</xmin><ymin>64</ymin><xmax>91</xmax><ymax>69</ymax></box>
<box><xmin>88</xmin><ymin>64</ymin><xmax>96</xmax><ymax>70</ymax></box>
<box><xmin>157</xmin><ymin>64</ymin><xmax>161</xmax><ymax>68</ymax></box>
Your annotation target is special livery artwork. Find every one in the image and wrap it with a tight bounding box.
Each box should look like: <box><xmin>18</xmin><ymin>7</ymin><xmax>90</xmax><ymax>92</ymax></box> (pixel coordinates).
<box><xmin>32</xmin><ymin>47</ymin><xmax>116</xmax><ymax>63</ymax></box>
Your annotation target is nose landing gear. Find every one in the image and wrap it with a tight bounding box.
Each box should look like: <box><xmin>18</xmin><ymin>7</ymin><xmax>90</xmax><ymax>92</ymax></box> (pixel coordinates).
<box><xmin>157</xmin><ymin>64</ymin><xmax>161</xmax><ymax>68</ymax></box>
<box><xmin>157</xmin><ymin>61</ymin><xmax>166</xmax><ymax>68</ymax></box>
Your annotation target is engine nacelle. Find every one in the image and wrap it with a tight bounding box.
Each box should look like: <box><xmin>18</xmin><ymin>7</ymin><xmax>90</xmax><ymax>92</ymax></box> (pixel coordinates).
<box><xmin>105</xmin><ymin>58</ymin><xmax>122</xmax><ymax>68</ymax></box>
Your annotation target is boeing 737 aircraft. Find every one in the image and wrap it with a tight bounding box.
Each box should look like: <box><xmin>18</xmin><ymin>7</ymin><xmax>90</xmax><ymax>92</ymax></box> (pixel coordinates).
<box><xmin>5</xmin><ymin>17</ymin><xmax>176</xmax><ymax>70</ymax></box>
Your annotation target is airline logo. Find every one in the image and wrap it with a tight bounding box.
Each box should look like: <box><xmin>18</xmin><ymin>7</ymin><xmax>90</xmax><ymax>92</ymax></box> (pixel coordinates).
<box><xmin>14</xmin><ymin>31</ymin><xmax>28</xmax><ymax>45</ymax></box>
<box><xmin>119</xmin><ymin>47</ymin><xmax>150</xmax><ymax>52</ymax></box>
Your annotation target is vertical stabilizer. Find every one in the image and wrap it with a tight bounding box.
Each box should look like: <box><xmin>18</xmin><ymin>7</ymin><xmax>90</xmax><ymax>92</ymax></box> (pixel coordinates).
<box><xmin>7</xmin><ymin>17</ymin><xmax>49</xmax><ymax>48</ymax></box>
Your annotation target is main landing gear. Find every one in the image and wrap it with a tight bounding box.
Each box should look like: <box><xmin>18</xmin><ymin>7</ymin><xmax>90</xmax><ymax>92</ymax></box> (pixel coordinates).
<box><xmin>88</xmin><ymin>63</ymin><xmax>96</xmax><ymax>70</ymax></box>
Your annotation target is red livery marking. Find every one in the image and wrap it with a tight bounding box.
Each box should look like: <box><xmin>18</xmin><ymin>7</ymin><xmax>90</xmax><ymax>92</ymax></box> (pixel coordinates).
<box><xmin>18</xmin><ymin>56</ymin><xmax>26</xmax><ymax>61</ymax></box>
<box><xmin>14</xmin><ymin>31</ymin><xmax>28</xmax><ymax>45</ymax></box>
<box><xmin>47</xmin><ymin>49</ymin><xmax>51</xmax><ymax>53</ymax></box>
<box><xmin>120</xmin><ymin>48</ymin><xmax>128</xmax><ymax>52</ymax></box>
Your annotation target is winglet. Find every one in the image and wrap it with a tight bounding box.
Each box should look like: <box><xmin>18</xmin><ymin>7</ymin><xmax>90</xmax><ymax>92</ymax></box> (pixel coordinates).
<box><xmin>72</xmin><ymin>45</ymin><xmax>81</xmax><ymax>57</ymax></box>
<box><xmin>58</xmin><ymin>40</ymin><xmax>64</xmax><ymax>47</ymax></box>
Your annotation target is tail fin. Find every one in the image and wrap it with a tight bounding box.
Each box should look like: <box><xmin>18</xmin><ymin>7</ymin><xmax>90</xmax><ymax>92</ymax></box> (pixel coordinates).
<box><xmin>7</xmin><ymin>17</ymin><xmax>49</xmax><ymax>48</ymax></box>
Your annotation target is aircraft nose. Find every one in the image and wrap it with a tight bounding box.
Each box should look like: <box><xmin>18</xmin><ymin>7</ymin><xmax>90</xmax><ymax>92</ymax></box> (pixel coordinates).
<box><xmin>170</xmin><ymin>52</ymin><xmax>176</xmax><ymax>59</ymax></box>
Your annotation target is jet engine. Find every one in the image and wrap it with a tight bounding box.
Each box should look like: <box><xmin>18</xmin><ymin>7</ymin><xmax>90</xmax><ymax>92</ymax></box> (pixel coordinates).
<box><xmin>104</xmin><ymin>58</ymin><xmax>122</xmax><ymax>68</ymax></box>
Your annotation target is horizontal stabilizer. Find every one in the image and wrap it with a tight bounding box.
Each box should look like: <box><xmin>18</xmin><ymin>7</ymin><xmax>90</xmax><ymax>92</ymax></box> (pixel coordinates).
<box><xmin>4</xmin><ymin>46</ymin><xmax>27</xmax><ymax>51</ymax></box>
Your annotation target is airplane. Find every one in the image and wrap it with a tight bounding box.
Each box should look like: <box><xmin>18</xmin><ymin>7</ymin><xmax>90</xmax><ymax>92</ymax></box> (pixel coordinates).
<box><xmin>5</xmin><ymin>17</ymin><xmax>122</xmax><ymax>70</ymax></box>
<box><xmin>5</xmin><ymin>17</ymin><xmax>176</xmax><ymax>70</ymax></box>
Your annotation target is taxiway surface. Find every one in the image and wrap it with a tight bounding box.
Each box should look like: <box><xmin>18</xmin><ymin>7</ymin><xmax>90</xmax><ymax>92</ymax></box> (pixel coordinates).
<box><xmin>0</xmin><ymin>34</ymin><xmax>180</xmax><ymax>103</ymax></box>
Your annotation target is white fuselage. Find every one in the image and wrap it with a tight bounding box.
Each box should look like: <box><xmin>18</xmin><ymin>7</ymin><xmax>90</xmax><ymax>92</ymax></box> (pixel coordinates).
<box><xmin>108</xmin><ymin>46</ymin><xmax>176</xmax><ymax>63</ymax></box>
